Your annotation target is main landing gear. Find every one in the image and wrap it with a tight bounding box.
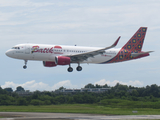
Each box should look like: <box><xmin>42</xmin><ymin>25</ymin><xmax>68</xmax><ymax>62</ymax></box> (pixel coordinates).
<box><xmin>68</xmin><ymin>66</ymin><xmax>73</xmax><ymax>72</ymax></box>
<box><xmin>23</xmin><ymin>60</ymin><xmax>28</xmax><ymax>69</ymax></box>
<box><xmin>76</xmin><ymin>65</ymin><xmax>82</xmax><ymax>71</ymax></box>
<box><xmin>67</xmin><ymin>63</ymin><xmax>82</xmax><ymax>72</ymax></box>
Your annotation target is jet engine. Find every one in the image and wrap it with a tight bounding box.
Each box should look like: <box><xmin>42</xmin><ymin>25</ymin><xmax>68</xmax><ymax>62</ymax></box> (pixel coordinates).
<box><xmin>43</xmin><ymin>61</ymin><xmax>57</xmax><ymax>67</ymax></box>
<box><xmin>55</xmin><ymin>56</ymin><xmax>70</xmax><ymax>65</ymax></box>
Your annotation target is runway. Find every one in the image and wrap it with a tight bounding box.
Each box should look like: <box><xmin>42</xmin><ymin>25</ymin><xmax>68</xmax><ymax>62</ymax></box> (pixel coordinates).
<box><xmin>0</xmin><ymin>112</ymin><xmax>160</xmax><ymax>120</ymax></box>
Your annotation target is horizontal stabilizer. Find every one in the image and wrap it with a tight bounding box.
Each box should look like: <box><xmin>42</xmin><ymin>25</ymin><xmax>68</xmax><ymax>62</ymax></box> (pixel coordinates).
<box><xmin>131</xmin><ymin>51</ymin><xmax>154</xmax><ymax>57</ymax></box>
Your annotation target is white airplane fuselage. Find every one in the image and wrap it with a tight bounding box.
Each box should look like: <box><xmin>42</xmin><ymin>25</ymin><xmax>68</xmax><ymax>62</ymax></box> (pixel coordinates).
<box><xmin>6</xmin><ymin>44</ymin><xmax>120</xmax><ymax>64</ymax></box>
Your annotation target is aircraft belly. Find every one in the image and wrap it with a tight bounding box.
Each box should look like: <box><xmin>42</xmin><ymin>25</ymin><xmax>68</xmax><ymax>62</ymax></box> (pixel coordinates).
<box><xmin>15</xmin><ymin>54</ymin><xmax>32</xmax><ymax>60</ymax></box>
<box><xmin>82</xmin><ymin>54</ymin><xmax>116</xmax><ymax>64</ymax></box>
<box><xmin>16</xmin><ymin>53</ymin><xmax>51</xmax><ymax>61</ymax></box>
<box><xmin>31</xmin><ymin>53</ymin><xmax>51</xmax><ymax>61</ymax></box>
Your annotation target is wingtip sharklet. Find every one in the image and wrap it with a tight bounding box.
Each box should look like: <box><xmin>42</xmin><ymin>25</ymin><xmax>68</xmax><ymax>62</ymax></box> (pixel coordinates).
<box><xmin>112</xmin><ymin>36</ymin><xmax>121</xmax><ymax>47</ymax></box>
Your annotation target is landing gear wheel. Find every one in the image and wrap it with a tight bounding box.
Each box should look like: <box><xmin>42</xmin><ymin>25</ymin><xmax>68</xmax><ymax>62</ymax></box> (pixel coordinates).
<box><xmin>76</xmin><ymin>66</ymin><xmax>82</xmax><ymax>71</ymax></box>
<box><xmin>23</xmin><ymin>65</ymin><xmax>27</xmax><ymax>69</ymax></box>
<box><xmin>68</xmin><ymin>67</ymin><xmax>73</xmax><ymax>72</ymax></box>
<box><xmin>23</xmin><ymin>60</ymin><xmax>28</xmax><ymax>69</ymax></box>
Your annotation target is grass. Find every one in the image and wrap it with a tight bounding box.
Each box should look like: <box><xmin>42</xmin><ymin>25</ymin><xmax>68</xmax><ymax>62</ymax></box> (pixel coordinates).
<box><xmin>0</xmin><ymin>104</ymin><xmax>160</xmax><ymax>115</ymax></box>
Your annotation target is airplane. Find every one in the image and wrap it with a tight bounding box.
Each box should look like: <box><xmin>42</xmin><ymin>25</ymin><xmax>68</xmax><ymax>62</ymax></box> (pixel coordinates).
<box><xmin>5</xmin><ymin>27</ymin><xmax>153</xmax><ymax>72</ymax></box>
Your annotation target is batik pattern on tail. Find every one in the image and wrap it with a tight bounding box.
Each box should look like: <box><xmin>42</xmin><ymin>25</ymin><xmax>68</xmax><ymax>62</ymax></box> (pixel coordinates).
<box><xmin>102</xmin><ymin>27</ymin><xmax>147</xmax><ymax>64</ymax></box>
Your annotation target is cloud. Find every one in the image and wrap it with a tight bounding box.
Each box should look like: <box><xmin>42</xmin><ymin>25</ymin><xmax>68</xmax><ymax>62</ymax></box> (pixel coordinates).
<box><xmin>0</xmin><ymin>0</ymin><xmax>54</xmax><ymax>7</ymax></box>
<box><xmin>94</xmin><ymin>79</ymin><xmax>143</xmax><ymax>87</ymax></box>
<box><xmin>52</xmin><ymin>80</ymin><xmax>77</xmax><ymax>90</ymax></box>
<box><xmin>1</xmin><ymin>80</ymin><xmax>77</xmax><ymax>91</ymax></box>
<box><xmin>1</xmin><ymin>80</ymin><xmax>50</xmax><ymax>91</ymax></box>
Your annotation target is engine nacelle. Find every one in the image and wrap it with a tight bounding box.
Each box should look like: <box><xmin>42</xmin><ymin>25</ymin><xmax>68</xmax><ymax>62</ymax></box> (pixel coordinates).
<box><xmin>43</xmin><ymin>61</ymin><xmax>57</xmax><ymax>67</ymax></box>
<box><xmin>55</xmin><ymin>56</ymin><xmax>70</xmax><ymax>65</ymax></box>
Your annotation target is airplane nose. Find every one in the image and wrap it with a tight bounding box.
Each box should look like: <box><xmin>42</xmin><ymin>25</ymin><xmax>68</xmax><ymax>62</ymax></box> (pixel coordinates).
<box><xmin>5</xmin><ymin>51</ymin><xmax>9</xmax><ymax>56</ymax></box>
<box><xmin>5</xmin><ymin>50</ymin><xmax>13</xmax><ymax>57</ymax></box>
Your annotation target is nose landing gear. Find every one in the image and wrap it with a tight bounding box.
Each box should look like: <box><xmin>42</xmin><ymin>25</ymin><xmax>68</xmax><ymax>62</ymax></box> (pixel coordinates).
<box><xmin>23</xmin><ymin>60</ymin><xmax>28</xmax><ymax>69</ymax></box>
<box><xmin>23</xmin><ymin>65</ymin><xmax>27</xmax><ymax>69</ymax></box>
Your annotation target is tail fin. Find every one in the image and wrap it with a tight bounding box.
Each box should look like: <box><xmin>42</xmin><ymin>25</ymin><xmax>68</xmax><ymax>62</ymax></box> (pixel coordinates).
<box><xmin>101</xmin><ymin>27</ymin><xmax>151</xmax><ymax>64</ymax></box>
<box><xmin>122</xmin><ymin>27</ymin><xmax>147</xmax><ymax>52</ymax></box>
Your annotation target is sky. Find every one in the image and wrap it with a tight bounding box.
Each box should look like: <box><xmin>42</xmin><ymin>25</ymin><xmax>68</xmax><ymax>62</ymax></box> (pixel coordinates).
<box><xmin>0</xmin><ymin>0</ymin><xmax>160</xmax><ymax>91</ymax></box>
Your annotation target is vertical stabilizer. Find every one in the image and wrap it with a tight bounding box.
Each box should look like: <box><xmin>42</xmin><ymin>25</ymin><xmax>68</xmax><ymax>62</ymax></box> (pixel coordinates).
<box><xmin>122</xmin><ymin>27</ymin><xmax>147</xmax><ymax>52</ymax></box>
<box><xmin>102</xmin><ymin>27</ymin><xmax>149</xmax><ymax>64</ymax></box>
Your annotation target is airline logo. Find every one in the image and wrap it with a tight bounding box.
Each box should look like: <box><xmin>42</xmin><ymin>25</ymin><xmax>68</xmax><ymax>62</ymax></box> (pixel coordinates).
<box><xmin>54</xmin><ymin>46</ymin><xmax>63</xmax><ymax>54</ymax></box>
<box><xmin>31</xmin><ymin>46</ymin><xmax>53</xmax><ymax>54</ymax></box>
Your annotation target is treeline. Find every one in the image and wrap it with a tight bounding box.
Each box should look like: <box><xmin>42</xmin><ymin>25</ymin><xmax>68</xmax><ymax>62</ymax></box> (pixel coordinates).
<box><xmin>1</xmin><ymin>83</ymin><xmax>160</xmax><ymax>108</ymax></box>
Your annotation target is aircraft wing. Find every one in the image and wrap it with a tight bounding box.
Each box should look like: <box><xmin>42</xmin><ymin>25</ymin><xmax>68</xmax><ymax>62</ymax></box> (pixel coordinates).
<box><xmin>65</xmin><ymin>36</ymin><xmax>120</xmax><ymax>63</ymax></box>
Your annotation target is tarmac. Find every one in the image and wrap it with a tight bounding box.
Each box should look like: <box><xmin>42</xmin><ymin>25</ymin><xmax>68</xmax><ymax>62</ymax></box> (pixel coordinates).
<box><xmin>0</xmin><ymin>112</ymin><xmax>160</xmax><ymax>120</ymax></box>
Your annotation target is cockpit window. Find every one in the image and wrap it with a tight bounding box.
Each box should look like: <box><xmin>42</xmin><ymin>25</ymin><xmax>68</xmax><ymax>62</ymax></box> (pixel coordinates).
<box><xmin>12</xmin><ymin>47</ymin><xmax>20</xmax><ymax>49</ymax></box>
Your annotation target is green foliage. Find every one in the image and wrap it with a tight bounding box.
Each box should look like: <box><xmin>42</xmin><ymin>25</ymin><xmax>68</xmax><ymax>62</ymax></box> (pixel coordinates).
<box><xmin>58</xmin><ymin>86</ymin><xmax>65</xmax><ymax>90</ymax></box>
<box><xmin>0</xmin><ymin>83</ymin><xmax>160</xmax><ymax>107</ymax></box>
<box><xmin>1</xmin><ymin>104</ymin><xmax>160</xmax><ymax>115</ymax></box>
<box><xmin>16</xmin><ymin>86</ymin><xmax>25</xmax><ymax>92</ymax></box>
<box><xmin>84</xmin><ymin>83</ymin><xmax>109</xmax><ymax>88</ymax></box>
<box><xmin>4</xmin><ymin>88</ymin><xmax>13</xmax><ymax>92</ymax></box>
<box><xmin>30</xmin><ymin>99</ymin><xmax>44</xmax><ymax>105</ymax></box>
<box><xmin>100</xmin><ymin>98</ymin><xmax>160</xmax><ymax>109</ymax></box>
<box><xmin>17</xmin><ymin>98</ymin><xmax>28</xmax><ymax>106</ymax></box>
<box><xmin>84</xmin><ymin>83</ymin><xmax>95</xmax><ymax>88</ymax></box>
